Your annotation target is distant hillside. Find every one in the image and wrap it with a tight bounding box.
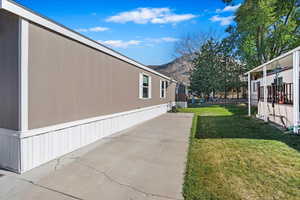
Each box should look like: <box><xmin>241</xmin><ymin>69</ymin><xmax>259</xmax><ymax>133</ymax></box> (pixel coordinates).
<box><xmin>149</xmin><ymin>57</ymin><xmax>193</xmax><ymax>85</ymax></box>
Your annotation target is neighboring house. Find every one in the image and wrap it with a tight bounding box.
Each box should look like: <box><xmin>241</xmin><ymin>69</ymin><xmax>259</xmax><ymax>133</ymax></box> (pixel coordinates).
<box><xmin>175</xmin><ymin>82</ymin><xmax>189</xmax><ymax>108</ymax></box>
<box><xmin>246</xmin><ymin>46</ymin><xmax>300</xmax><ymax>132</ymax></box>
<box><xmin>0</xmin><ymin>0</ymin><xmax>178</xmax><ymax>173</ymax></box>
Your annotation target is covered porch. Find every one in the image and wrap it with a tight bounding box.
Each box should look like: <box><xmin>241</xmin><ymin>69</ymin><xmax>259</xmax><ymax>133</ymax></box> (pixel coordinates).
<box><xmin>247</xmin><ymin>47</ymin><xmax>300</xmax><ymax>133</ymax></box>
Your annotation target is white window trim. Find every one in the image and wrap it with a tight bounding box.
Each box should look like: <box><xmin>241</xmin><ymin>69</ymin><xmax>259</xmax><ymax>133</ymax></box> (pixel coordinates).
<box><xmin>139</xmin><ymin>73</ymin><xmax>152</xmax><ymax>100</ymax></box>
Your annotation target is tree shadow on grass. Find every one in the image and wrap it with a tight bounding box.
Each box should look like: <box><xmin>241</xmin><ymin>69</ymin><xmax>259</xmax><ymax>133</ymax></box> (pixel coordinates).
<box><xmin>194</xmin><ymin>105</ymin><xmax>300</xmax><ymax>152</ymax></box>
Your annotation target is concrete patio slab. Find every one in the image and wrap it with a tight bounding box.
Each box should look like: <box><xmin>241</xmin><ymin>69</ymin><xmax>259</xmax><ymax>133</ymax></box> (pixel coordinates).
<box><xmin>0</xmin><ymin>113</ymin><xmax>193</xmax><ymax>200</ymax></box>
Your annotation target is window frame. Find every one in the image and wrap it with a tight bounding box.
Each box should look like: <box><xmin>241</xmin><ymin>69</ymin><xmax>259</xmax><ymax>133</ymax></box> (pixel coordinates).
<box><xmin>139</xmin><ymin>73</ymin><xmax>152</xmax><ymax>100</ymax></box>
<box><xmin>160</xmin><ymin>80</ymin><xmax>167</xmax><ymax>99</ymax></box>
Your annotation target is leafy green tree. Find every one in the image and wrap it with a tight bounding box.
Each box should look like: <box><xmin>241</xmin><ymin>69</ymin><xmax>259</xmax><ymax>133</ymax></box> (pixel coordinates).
<box><xmin>220</xmin><ymin>31</ymin><xmax>248</xmax><ymax>99</ymax></box>
<box><xmin>224</xmin><ymin>0</ymin><xmax>300</xmax><ymax>68</ymax></box>
<box><xmin>190</xmin><ymin>39</ymin><xmax>222</xmax><ymax>96</ymax></box>
<box><xmin>190</xmin><ymin>37</ymin><xmax>247</xmax><ymax>99</ymax></box>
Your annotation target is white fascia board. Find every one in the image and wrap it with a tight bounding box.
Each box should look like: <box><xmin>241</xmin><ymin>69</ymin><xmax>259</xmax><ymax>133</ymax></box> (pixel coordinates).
<box><xmin>246</xmin><ymin>46</ymin><xmax>300</xmax><ymax>74</ymax></box>
<box><xmin>170</xmin><ymin>79</ymin><xmax>176</xmax><ymax>84</ymax></box>
<box><xmin>1</xmin><ymin>0</ymin><xmax>172</xmax><ymax>81</ymax></box>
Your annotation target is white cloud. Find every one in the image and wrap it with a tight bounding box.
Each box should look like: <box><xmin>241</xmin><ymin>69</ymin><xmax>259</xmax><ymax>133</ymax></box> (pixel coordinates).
<box><xmin>99</xmin><ymin>40</ymin><xmax>141</xmax><ymax>48</ymax></box>
<box><xmin>76</xmin><ymin>26</ymin><xmax>109</xmax><ymax>33</ymax></box>
<box><xmin>210</xmin><ymin>15</ymin><xmax>235</xmax><ymax>26</ymax></box>
<box><xmin>106</xmin><ymin>8</ymin><xmax>197</xmax><ymax>24</ymax></box>
<box><xmin>216</xmin><ymin>4</ymin><xmax>241</xmax><ymax>13</ymax></box>
<box><xmin>98</xmin><ymin>36</ymin><xmax>178</xmax><ymax>48</ymax></box>
<box><xmin>151</xmin><ymin>14</ymin><xmax>197</xmax><ymax>24</ymax></box>
<box><xmin>147</xmin><ymin>37</ymin><xmax>179</xmax><ymax>43</ymax></box>
<box><xmin>161</xmin><ymin>37</ymin><xmax>179</xmax><ymax>42</ymax></box>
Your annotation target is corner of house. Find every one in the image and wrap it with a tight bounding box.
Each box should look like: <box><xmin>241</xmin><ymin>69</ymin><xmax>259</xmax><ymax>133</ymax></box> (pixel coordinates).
<box><xmin>0</xmin><ymin>0</ymin><xmax>8</xmax><ymax>9</ymax></box>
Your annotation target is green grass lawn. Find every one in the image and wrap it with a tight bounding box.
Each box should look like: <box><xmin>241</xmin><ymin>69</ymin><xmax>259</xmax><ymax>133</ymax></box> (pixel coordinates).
<box><xmin>180</xmin><ymin>104</ymin><xmax>300</xmax><ymax>200</ymax></box>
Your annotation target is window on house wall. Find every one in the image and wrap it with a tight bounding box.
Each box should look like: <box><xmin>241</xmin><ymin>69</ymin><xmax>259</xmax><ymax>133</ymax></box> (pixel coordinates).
<box><xmin>143</xmin><ymin>75</ymin><xmax>149</xmax><ymax>98</ymax></box>
<box><xmin>139</xmin><ymin>73</ymin><xmax>151</xmax><ymax>99</ymax></box>
<box><xmin>160</xmin><ymin>80</ymin><xmax>167</xmax><ymax>98</ymax></box>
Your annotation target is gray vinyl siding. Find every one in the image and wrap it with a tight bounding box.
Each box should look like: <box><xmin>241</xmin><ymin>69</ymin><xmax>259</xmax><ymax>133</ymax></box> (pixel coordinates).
<box><xmin>28</xmin><ymin>22</ymin><xmax>175</xmax><ymax>129</ymax></box>
<box><xmin>0</xmin><ymin>11</ymin><xmax>20</xmax><ymax>130</ymax></box>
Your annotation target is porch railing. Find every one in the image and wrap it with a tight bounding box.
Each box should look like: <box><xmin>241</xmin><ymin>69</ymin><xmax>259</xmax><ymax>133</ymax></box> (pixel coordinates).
<box><xmin>258</xmin><ymin>83</ymin><xmax>293</xmax><ymax>104</ymax></box>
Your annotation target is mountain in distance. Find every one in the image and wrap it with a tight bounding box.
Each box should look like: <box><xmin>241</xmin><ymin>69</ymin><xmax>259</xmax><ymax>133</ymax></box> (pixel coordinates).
<box><xmin>149</xmin><ymin>56</ymin><xmax>193</xmax><ymax>85</ymax></box>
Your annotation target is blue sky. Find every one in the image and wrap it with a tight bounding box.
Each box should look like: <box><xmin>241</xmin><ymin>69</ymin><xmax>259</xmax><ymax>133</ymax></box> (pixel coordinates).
<box><xmin>15</xmin><ymin>0</ymin><xmax>241</xmax><ymax>65</ymax></box>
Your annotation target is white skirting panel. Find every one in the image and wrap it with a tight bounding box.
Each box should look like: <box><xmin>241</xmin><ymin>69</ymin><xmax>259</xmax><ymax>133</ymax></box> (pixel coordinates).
<box><xmin>0</xmin><ymin>103</ymin><xmax>173</xmax><ymax>173</ymax></box>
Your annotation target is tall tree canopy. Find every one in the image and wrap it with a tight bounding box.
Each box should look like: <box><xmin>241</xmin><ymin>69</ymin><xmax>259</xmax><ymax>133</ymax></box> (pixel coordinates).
<box><xmin>190</xmin><ymin>39</ymin><xmax>221</xmax><ymax>96</ymax></box>
<box><xmin>180</xmin><ymin>0</ymin><xmax>299</xmax><ymax>97</ymax></box>
<box><xmin>225</xmin><ymin>0</ymin><xmax>300</xmax><ymax>68</ymax></box>
<box><xmin>190</xmin><ymin>38</ymin><xmax>245</xmax><ymax>97</ymax></box>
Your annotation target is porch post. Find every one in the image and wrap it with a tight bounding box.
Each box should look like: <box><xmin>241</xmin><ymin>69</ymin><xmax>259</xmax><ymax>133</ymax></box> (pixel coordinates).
<box><xmin>293</xmin><ymin>50</ymin><xmax>299</xmax><ymax>133</ymax></box>
<box><xmin>263</xmin><ymin>66</ymin><xmax>268</xmax><ymax>122</ymax></box>
<box><xmin>248</xmin><ymin>73</ymin><xmax>251</xmax><ymax>116</ymax></box>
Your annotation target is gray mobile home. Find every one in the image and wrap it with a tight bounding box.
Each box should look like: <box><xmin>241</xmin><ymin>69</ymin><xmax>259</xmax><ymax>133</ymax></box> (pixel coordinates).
<box><xmin>0</xmin><ymin>0</ymin><xmax>179</xmax><ymax>173</ymax></box>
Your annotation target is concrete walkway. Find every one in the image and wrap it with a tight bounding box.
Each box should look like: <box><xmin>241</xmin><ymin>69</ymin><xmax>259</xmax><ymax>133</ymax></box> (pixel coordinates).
<box><xmin>0</xmin><ymin>113</ymin><xmax>193</xmax><ymax>200</ymax></box>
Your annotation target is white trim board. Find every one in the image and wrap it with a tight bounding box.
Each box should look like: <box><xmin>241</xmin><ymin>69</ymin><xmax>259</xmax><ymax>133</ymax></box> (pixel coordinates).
<box><xmin>18</xmin><ymin>18</ymin><xmax>29</xmax><ymax>131</ymax></box>
<box><xmin>0</xmin><ymin>0</ymin><xmax>175</xmax><ymax>82</ymax></box>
